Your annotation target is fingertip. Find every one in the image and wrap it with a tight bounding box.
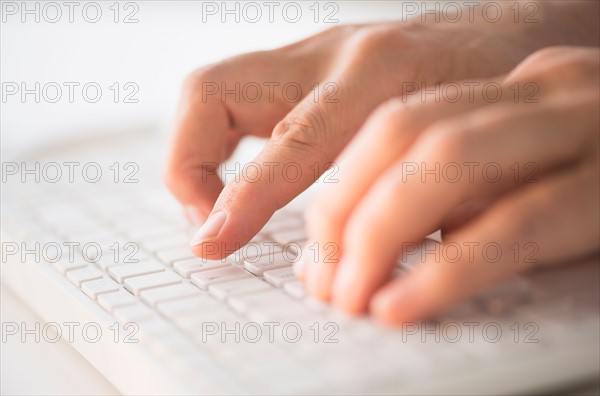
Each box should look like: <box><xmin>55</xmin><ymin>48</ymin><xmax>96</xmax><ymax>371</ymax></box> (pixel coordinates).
<box><xmin>331</xmin><ymin>261</ymin><xmax>369</xmax><ymax>315</ymax></box>
<box><xmin>190</xmin><ymin>242</ymin><xmax>229</xmax><ymax>260</ymax></box>
<box><xmin>370</xmin><ymin>287</ymin><xmax>403</xmax><ymax>326</ymax></box>
<box><xmin>370</xmin><ymin>277</ymin><xmax>422</xmax><ymax>325</ymax></box>
<box><xmin>190</xmin><ymin>211</ymin><xmax>227</xmax><ymax>246</ymax></box>
<box><xmin>303</xmin><ymin>240</ymin><xmax>340</xmax><ymax>302</ymax></box>
<box><xmin>306</xmin><ymin>261</ymin><xmax>333</xmax><ymax>301</ymax></box>
<box><xmin>333</xmin><ymin>297</ymin><xmax>366</xmax><ymax>316</ymax></box>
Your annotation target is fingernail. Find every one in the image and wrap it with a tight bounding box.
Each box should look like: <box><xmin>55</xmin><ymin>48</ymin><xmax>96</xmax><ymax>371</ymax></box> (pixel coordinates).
<box><xmin>184</xmin><ymin>205</ymin><xmax>207</xmax><ymax>226</ymax></box>
<box><xmin>190</xmin><ymin>211</ymin><xmax>227</xmax><ymax>246</ymax></box>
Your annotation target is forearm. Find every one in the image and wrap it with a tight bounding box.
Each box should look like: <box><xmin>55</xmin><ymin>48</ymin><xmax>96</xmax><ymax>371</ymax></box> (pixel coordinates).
<box><xmin>429</xmin><ymin>0</ymin><xmax>599</xmax><ymax>46</ymax></box>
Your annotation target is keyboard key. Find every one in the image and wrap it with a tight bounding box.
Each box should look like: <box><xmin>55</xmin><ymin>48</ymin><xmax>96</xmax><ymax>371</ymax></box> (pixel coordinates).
<box><xmin>61</xmin><ymin>223</ymin><xmax>110</xmax><ymax>241</ymax></box>
<box><xmin>53</xmin><ymin>258</ymin><xmax>87</xmax><ymax>274</ymax></box>
<box><xmin>98</xmin><ymin>289</ymin><xmax>137</xmax><ymax>312</ymax></box>
<box><xmin>88</xmin><ymin>196</ymin><xmax>136</xmax><ymax>217</ymax></box>
<box><xmin>157</xmin><ymin>294</ymin><xmax>220</xmax><ymax>319</ymax></box>
<box><xmin>272</xmin><ymin>228</ymin><xmax>307</xmax><ymax>244</ymax></box>
<box><xmin>124</xmin><ymin>271</ymin><xmax>182</xmax><ymax>296</ymax></box>
<box><xmin>81</xmin><ymin>277</ymin><xmax>119</xmax><ymax>299</ymax></box>
<box><xmin>126</xmin><ymin>224</ymin><xmax>180</xmax><ymax>241</ymax></box>
<box><xmin>173</xmin><ymin>257</ymin><xmax>228</xmax><ymax>278</ymax></box>
<box><xmin>259</xmin><ymin>216</ymin><xmax>303</xmax><ymax>235</ymax></box>
<box><xmin>249</xmin><ymin>233</ymin><xmax>270</xmax><ymax>243</ymax></box>
<box><xmin>97</xmin><ymin>247</ymin><xmax>152</xmax><ymax>267</ymax></box>
<box><xmin>264</xmin><ymin>266</ymin><xmax>296</xmax><ymax>287</ymax></box>
<box><xmin>245</xmin><ymin>300</ymin><xmax>312</xmax><ymax>323</ymax></box>
<box><xmin>77</xmin><ymin>236</ymin><xmax>129</xmax><ymax>251</ymax></box>
<box><xmin>115</xmin><ymin>219</ymin><xmax>165</xmax><ymax>236</ymax></box>
<box><xmin>190</xmin><ymin>266</ymin><xmax>251</xmax><ymax>290</ymax></box>
<box><xmin>283</xmin><ymin>280</ymin><xmax>306</xmax><ymax>299</ymax></box>
<box><xmin>286</xmin><ymin>242</ymin><xmax>303</xmax><ymax>256</ymax></box>
<box><xmin>224</xmin><ymin>253</ymin><xmax>244</xmax><ymax>266</ymax></box>
<box><xmin>243</xmin><ymin>250</ymin><xmax>296</xmax><ymax>276</ymax></box>
<box><xmin>142</xmin><ymin>232</ymin><xmax>189</xmax><ymax>252</ymax></box>
<box><xmin>175</xmin><ymin>309</ymin><xmax>240</xmax><ymax>335</ymax></box>
<box><xmin>140</xmin><ymin>283</ymin><xmax>200</xmax><ymax>306</ymax></box>
<box><xmin>108</xmin><ymin>261</ymin><xmax>165</xmax><ymax>283</ymax></box>
<box><xmin>208</xmin><ymin>278</ymin><xmax>271</xmax><ymax>301</ymax></box>
<box><xmin>228</xmin><ymin>289</ymin><xmax>288</xmax><ymax>314</ymax></box>
<box><xmin>241</xmin><ymin>242</ymin><xmax>282</xmax><ymax>260</ymax></box>
<box><xmin>66</xmin><ymin>266</ymin><xmax>103</xmax><ymax>287</ymax></box>
<box><xmin>156</xmin><ymin>247</ymin><xmax>195</xmax><ymax>264</ymax></box>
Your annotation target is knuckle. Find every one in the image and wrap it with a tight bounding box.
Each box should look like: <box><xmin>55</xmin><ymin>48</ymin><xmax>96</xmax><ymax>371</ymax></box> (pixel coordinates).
<box><xmin>271</xmin><ymin>110</ymin><xmax>329</xmax><ymax>155</ymax></box>
<box><xmin>517</xmin><ymin>46</ymin><xmax>600</xmax><ymax>85</ymax></box>
<box><xmin>347</xmin><ymin>25</ymin><xmax>411</xmax><ymax>58</ymax></box>
<box><xmin>524</xmin><ymin>46</ymin><xmax>575</xmax><ymax>67</ymax></box>
<box><xmin>374</xmin><ymin>97</ymin><xmax>419</xmax><ymax>131</ymax></box>
<box><xmin>374</xmin><ymin>97</ymin><xmax>407</xmax><ymax>121</ymax></box>
<box><xmin>418</xmin><ymin>120</ymin><xmax>470</xmax><ymax>163</ymax></box>
<box><xmin>320</xmin><ymin>24</ymin><xmax>361</xmax><ymax>40</ymax></box>
<box><xmin>181</xmin><ymin>65</ymin><xmax>223</xmax><ymax>102</ymax></box>
<box><xmin>362</xmin><ymin>98</ymin><xmax>417</xmax><ymax>143</ymax></box>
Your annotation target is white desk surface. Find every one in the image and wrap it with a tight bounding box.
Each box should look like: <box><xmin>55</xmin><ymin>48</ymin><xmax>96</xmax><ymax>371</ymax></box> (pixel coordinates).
<box><xmin>1</xmin><ymin>286</ymin><xmax>119</xmax><ymax>395</ymax></box>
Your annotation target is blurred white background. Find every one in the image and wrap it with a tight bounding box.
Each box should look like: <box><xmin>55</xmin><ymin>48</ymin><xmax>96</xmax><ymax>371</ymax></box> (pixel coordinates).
<box><xmin>1</xmin><ymin>1</ymin><xmax>409</xmax><ymax>155</ymax></box>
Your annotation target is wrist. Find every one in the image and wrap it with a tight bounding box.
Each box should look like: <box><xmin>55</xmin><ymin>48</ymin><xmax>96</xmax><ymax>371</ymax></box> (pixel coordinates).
<box><xmin>402</xmin><ymin>0</ymin><xmax>599</xmax><ymax>81</ymax></box>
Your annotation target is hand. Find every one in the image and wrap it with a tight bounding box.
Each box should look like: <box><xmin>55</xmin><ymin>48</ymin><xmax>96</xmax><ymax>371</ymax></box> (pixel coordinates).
<box><xmin>299</xmin><ymin>46</ymin><xmax>600</xmax><ymax>325</ymax></box>
<box><xmin>164</xmin><ymin>1</ymin><xmax>597</xmax><ymax>259</ymax></box>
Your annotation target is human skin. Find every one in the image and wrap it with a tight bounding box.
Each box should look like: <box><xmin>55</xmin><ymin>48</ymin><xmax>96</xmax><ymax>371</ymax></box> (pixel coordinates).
<box><xmin>299</xmin><ymin>46</ymin><xmax>600</xmax><ymax>324</ymax></box>
<box><xmin>165</xmin><ymin>1</ymin><xmax>600</xmax><ymax>324</ymax></box>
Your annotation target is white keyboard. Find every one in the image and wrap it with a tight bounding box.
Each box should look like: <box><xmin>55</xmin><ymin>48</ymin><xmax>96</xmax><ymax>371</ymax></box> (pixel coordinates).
<box><xmin>1</xmin><ymin>133</ymin><xmax>599</xmax><ymax>395</ymax></box>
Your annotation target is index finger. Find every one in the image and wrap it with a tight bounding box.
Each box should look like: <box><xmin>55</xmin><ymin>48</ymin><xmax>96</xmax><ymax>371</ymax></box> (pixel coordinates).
<box><xmin>164</xmin><ymin>73</ymin><xmax>240</xmax><ymax>225</ymax></box>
